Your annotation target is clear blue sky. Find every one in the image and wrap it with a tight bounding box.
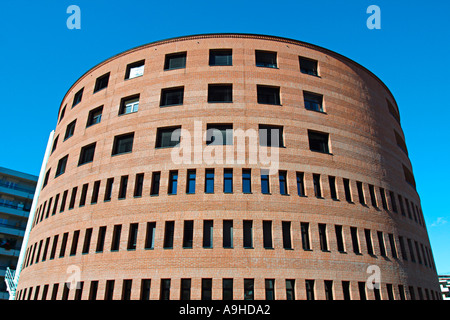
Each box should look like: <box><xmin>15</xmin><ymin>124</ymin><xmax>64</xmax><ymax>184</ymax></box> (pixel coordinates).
<box><xmin>0</xmin><ymin>0</ymin><xmax>448</xmax><ymax>274</ymax></box>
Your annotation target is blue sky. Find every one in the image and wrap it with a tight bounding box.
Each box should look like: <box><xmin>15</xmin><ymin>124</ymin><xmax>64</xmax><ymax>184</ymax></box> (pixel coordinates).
<box><xmin>0</xmin><ymin>0</ymin><xmax>448</xmax><ymax>274</ymax></box>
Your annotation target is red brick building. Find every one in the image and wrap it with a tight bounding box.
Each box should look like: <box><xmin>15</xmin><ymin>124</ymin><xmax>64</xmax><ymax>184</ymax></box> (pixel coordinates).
<box><xmin>16</xmin><ymin>34</ymin><xmax>440</xmax><ymax>300</ymax></box>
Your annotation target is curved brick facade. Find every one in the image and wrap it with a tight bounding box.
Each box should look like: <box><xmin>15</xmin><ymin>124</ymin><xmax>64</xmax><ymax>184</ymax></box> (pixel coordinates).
<box><xmin>16</xmin><ymin>34</ymin><xmax>439</xmax><ymax>300</ymax></box>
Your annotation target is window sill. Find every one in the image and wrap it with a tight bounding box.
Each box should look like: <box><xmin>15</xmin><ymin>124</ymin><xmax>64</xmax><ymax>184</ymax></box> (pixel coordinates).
<box><xmin>93</xmin><ymin>87</ymin><xmax>107</xmax><ymax>95</ymax></box>
<box><xmin>125</xmin><ymin>75</ymin><xmax>144</xmax><ymax>81</ymax></box>
<box><xmin>150</xmin><ymin>194</ymin><xmax>159</xmax><ymax>197</ymax></box>
<box><xmin>118</xmin><ymin>110</ymin><xmax>138</xmax><ymax>117</ymax></box>
<box><xmin>310</xmin><ymin>150</ymin><xmax>333</xmax><ymax>156</ymax></box>
<box><xmin>305</xmin><ymin>108</ymin><xmax>327</xmax><ymax>115</ymax></box>
<box><xmin>164</xmin><ymin>67</ymin><xmax>186</xmax><ymax>71</ymax></box>
<box><xmin>244</xmin><ymin>247</ymin><xmax>254</xmax><ymax>249</ymax></box>
<box><xmin>207</xmin><ymin>101</ymin><xmax>233</xmax><ymax>104</ymax></box>
<box><xmin>160</xmin><ymin>103</ymin><xmax>183</xmax><ymax>108</ymax></box>
<box><xmin>209</xmin><ymin>64</ymin><xmax>233</xmax><ymax>67</ymax></box>
<box><xmin>155</xmin><ymin>145</ymin><xmax>179</xmax><ymax>150</ymax></box>
<box><xmin>300</xmin><ymin>72</ymin><xmax>321</xmax><ymax>78</ymax></box>
<box><xmin>78</xmin><ymin>160</ymin><xmax>93</xmax><ymax>167</ymax></box>
<box><xmin>280</xmin><ymin>193</ymin><xmax>290</xmax><ymax>196</ymax></box>
<box><xmin>111</xmin><ymin>151</ymin><xmax>133</xmax><ymax>157</ymax></box>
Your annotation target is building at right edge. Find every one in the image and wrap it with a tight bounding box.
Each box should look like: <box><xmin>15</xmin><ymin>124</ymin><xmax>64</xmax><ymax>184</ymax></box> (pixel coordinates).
<box><xmin>15</xmin><ymin>34</ymin><xmax>440</xmax><ymax>300</ymax></box>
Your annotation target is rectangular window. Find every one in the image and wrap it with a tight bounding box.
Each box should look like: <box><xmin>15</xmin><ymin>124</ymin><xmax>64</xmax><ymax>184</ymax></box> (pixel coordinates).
<box><xmin>49</xmin><ymin>235</ymin><xmax>58</xmax><ymax>260</ymax></box>
<box><xmin>104</xmin><ymin>178</ymin><xmax>114</xmax><ymax>201</ymax></box>
<box><xmin>319</xmin><ymin>224</ymin><xmax>328</xmax><ymax>251</ymax></box>
<box><xmin>279</xmin><ymin>170</ymin><xmax>288</xmax><ymax>195</ymax></box>
<box><xmin>335</xmin><ymin>225</ymin><xmax>345</xmax><ymax>252</ymax></box>
<box><xmin>343</xmin><ymin>178</ymin><xmax>352</xmax><ymax>202</ymax></box>
<box><xmin>168</xmin><ymin>170</ymin><xmax>178</xmax><ymax>195</ymax></box>
<box><xmin>265</xmin><ymin>279</ymin><xmax>275</xmax><ymax>300</ymax></box>
<box><xmin>140</xmin><ymin>279</ymin><xmax>151</xmax><ymax>300</ymax></box>
<box><xmin>403</xmin><ymin>164</ymin><xmax>416</xmax><ymax>189</ymax></box>
<box><xmin>394</xmin><ymin>130</ymin><xmax>408</xmax><ymax>155</ymax></box>
<box><xmin>387</xmin><ymin>99</ymin><xmax>401</xmax><ymax>124</ymax></box>
<box><xmin>365</xmin><ymin>229</ymin><xmax>374</xmax><ymax>255</ymax></box>
<box><xmin>164</xmin><ymin>52</ymin><xmax>187</xmax><ymax>70</ymax></box>
<box><xmin>389</xmin><ymin>233</ymin><xmax>398</xmax><ymax>259</ymax></box>
<box><xmin>59</xmin><ymin>232</ymin><xmax>68</xmax><ymax>258</ymax></box>
<box><xmin>122</xmin><ymin>280</ymin><xmax>132</xmax><ymax>300</ymax></box>
<box><xmin>242</xmin><ymin>169</ymin><xmax>252</xmax><ymax>193</ymax></box>
<box><xmin>163</xmin><ymin>221</ymin><xmax>175</xmax><ymax>249</ymax></box>
<box><xmin>104</xmin><ymin>280</ymin><xmax>115</xmax><ymax>300</ymax></box>
<box><xmin>377</xmin><ymin>231</ymin><xmax>386</xmax><ymax>256</ymax></box>
<box><xmin>299</xmin><ymin>56</ymin><xmax>318</xmax><ymax>76</ymax></box>
<box><xmin>286</xmin><ymin>279</ymin><xmax>295</xmax><ymax>300</ymax></box>
<box><xmin>134</xmin><ymin>173</ymin><xmax>144</xmax><ymax>197</ymax></box>
<box><xmin>183</xmin><ymin>220</ymin><xmax>194</xmax><ymax>249</ymax></box>
<box><xmin>296</xmin><ymin>172</ymin><xmax>306</xmax><ymax>196</ymax></box>
<box><xmin>70</xmin><ymin>230</ymin><xmax>80</xmax><ymax>256</ymax></box>
<box><xmin>398</xmin><ymin>195</ymin><xmax>405</xmax><ymax>216</ymax></box>
<box><xmin>119</xmin><ymin>94</ymin><xmax>139</xmax><ymax>115</ymax></box>
<box><xmin>203</xmin><ymin>220</ymin><xmax>213</xmax><ymax>248</ymax></box>
<box><xmin>79</xmin><ymin>183</ymin><xmax>88</xmax><ymax>206</ymax></box>
<box><xmin>59</xmin><ymin>105</ymin><xmax>66</xmax><ymax>123</ymax></box>
<box><xmin>145</xmin><ymin>222</ymin><xmax>156</xmax><ymax>249</ymax></box>
<box><xmin>324</xmin><ymin>280</ymin><xmax>333</xmax><ymax>300</ymax></box>
<box><xmin>86</xmin><ymin>106</ymin><xmax>103</xmax><ymax>127</ymax></box>
<box><xmin>160</xmin><ymin>87</ymin><xmax>184</xmax><ymax>107</ymax></box>
<box><xmin>205</xmin><ymin>169</ymin><xmax>215</xmax><ymax>194</ymax></box>
<box><xmin>389</xmin><ymin>191</ymin><xmax>398</xmax><ymax>213</ymax></box>
<box><xmin>387</xmin><ymin>283</ymin><xmax>394</xmax><ymax>300</ymax></box>
<box><xmin>68</xmin><ymin>186</ymin><xmax>77</xmax><ymax>210</ymax></box>
<box><xmin>150</xmin><ymin>172</ymin><xmax>161</xmax><ymax>196</ymax></box>
<box><xmin>329</xmin><ymin>176</ymin><xmax>338</xmax><ymax>200</ymax></box>
<box><xmin>201</xmin><ymin>279</ymin><xmax>212</xmax><ymax>300</ymax></box>
<box><xmin>112</xmin><ymin>132</ymin><xmax>134</xmax><ymax>155</ymax></box>
<box><xmin>111</xmin><ymin>224</ymin><xmax>122</xmax><ymax>251</ymax></box>
<box><xmin>263</xmin><ymin>221</ymin><xmax>273</xmax><ymax>249</ymax></box>
<box><xmin>282</xmin><ymin>221</ymin><xmax>292</xmax><ymax>249</ymax></box>
<box><xmin>186</xmin><ymin>169</ymin><xmax>196</xmax><ymax>194</ymax></box>
<box><xmin>206</xmin><ymin>124</ymin><xmax>233</xmax><ymax>145</ymax></box>
<box><xmin>255</xmin><ymin>50</ymin><xmax>277</xmax><ymax>68</ymax></box>
<box><xmin>257</xmin><ymin>85</ymin><xmax>280</xmax><ymax>105</ymax></box>
<box><xmin>223</xmin><ymin>220</ymin><xmax>233</xmax><ymax>248</ymax></box>
<box><xmin>351</xmin><ymin>227</ymin><xmax>360</xmax><ymax>254</ymax></box>
<box><xmin>380</xmin><ymin>188</ymin><xmax>388</xmax><ymax>210</ymax></box>
<box><xmin>51</xmin><ymin>284</ymin><xmax>59</xmax><ymax>300</ymax></box>
<box><xmin>43</xmin><ymin>169</ymin><xmax>51</xmax><ymax>188</ymax></box>
<box><xmin>82</xmin><ymin>228</ymin><xmax>93</xmax><ymax>254</ymax></box>
<box><xmin>127</xmin><ymin>223</ymin><xmax>139</xmax><ymax>250</ymax></box>
<box><xmin>313</xmin><ymin>174</ymin><xmax>322</xmax><ymax>198</ymax></box>
<box><xmin>118</xmin><ymin>175</ymin><xmax>128</xmax><ymax>199</ymax></box>
<box><xmin>125</xmin><ymin>60</ymin><xmax>145</xmax><ymax>79</ymax></box>
<box><xmin>42</xmin><ymin>237</ymin><xmax>50</xmax><ymax>262</ymax></box>
<box><xmin>209</xmin><ymin>49</ymin><xmax>232</xmax><ymax>66</ymax></box>
<box><xmin>342</xmin><ymin>281</ymin><xmax>351</xmax><ymax>300</ymax></box>
<box><xmin>369</xmin><ymin>184</ymin><xmax>377</xmax><ymax>207</ymax></box>
<box><xmin>55</xmin><ymin>155</ymin><xmax>68</xmax><ymax>177</ymax></box>
<box><xmin>180</xmin><ymin>279</ymin><xmax>191</xmax><ymax>300</ymax></box>
<box><xmin>243</xmin><ymin>220</ymin><xmax>253</xmax><ymax>248</ymax></box>
<box><xmin>89</xmin><ymin>281</ymin><xmax>99</xmax><ymax>300</ymax></box>
<box><xmin>305</xmin><ymin>280</ymin><xmax>315</xmax><ymax>300</ymax></box>
<box><xmin>91</xmin><ymin>180</ymin><xmax>100</xmax><ymax>204</ymax></box>
<box><xmin>93</xmin><ymin>72</ymin><xmax>110</xmax><ymax>93</ymax></box>
<box><xmin>261</xmin><ymin>170</ymin><xmax>270</xmax><ymax>194</ymax></box>
<box><xmin>356</xmin><ymin>181</ymin><xmax>365</xmax><ymax>205</ymax></box>
<box><xmin>301</xmin><ymin>222</ymin><xmax>311</xmax><ymax>250</ymax></box>
<box><xmin>155</xmin><ymin>126</ymin><xmax>181</xmax><ymax>148</ymax></box>
<box><xmin>72</xmin><ymin>88</ymin><xmax>84</xmax><ymax>108</ymax></box>
<box><xmin>159</xmin><ymin>279</ymin><xmax>170</xmax><ymax>300</ymax></box>
<box><xmin>399</xmin><ymin>236</ymin><xmax>408</xmax><ymax>260</ymax></box>
<box><xmin>51</xmin><ymin>135</ymin><xmax>58</xmax><ymax>153</ymax></box>
<box><xmin>259</xmin><ymin>124</ymin><xmax>284</xmax><ymax>147</ymax></box>
<box><xmin>308</xmin><ymin>130</ymin><xmax>330</xmax><ymax>153</ymax></box>
<box><xmin>78</xmin><ymin>143</ymin><xmax>96</xmax><ymax>166</ymax></box>
<box><xmin>303</xmin><ymin>91</ymin><xmax>324</xmax><ymax>112</ymax></box>
<box><xmin>244</xmin><ymin>279</ymin><xmax>254</xmax><ymax>300</ymax></box>
<box><xmin>223</xmin><ymin>169</ymin><xmax>233</xmax><ymax>193</ymax></box>
<box><xmin>223</xmin><ymin>279</ymin><xmax>233</xmax><ymax>300</ymax></box>
<box><xmin>358</xmin><ymin>282</ymin><xmax>367</xmax><ymax>300</ymax></box>
<box><xmin>208</xmin><ymin>84</ymin><xmax>233</xmax><ymax>103</ymax></box>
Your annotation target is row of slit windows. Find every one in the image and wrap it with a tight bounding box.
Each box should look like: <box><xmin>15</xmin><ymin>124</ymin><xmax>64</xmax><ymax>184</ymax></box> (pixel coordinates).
<box><xmin>37</xmin><ymin>170</ymin><xmax>425</xmax><ymax>231</ymax></box>
<box><xmin>16</xmin><ymin>278</ymin><xmax>440</xmax><ymax>301</ymax></box>
<box><xmin>24</xmin><ymin>217</ymin><xmax>435</xmax><ymax>273</ymax></box>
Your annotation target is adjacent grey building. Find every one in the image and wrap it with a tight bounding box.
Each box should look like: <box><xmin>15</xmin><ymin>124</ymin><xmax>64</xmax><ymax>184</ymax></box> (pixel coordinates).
<box><xmin>0</xmin><ymin>166</ymin><xmax>37</xmax><ymax>299</ymax></box>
